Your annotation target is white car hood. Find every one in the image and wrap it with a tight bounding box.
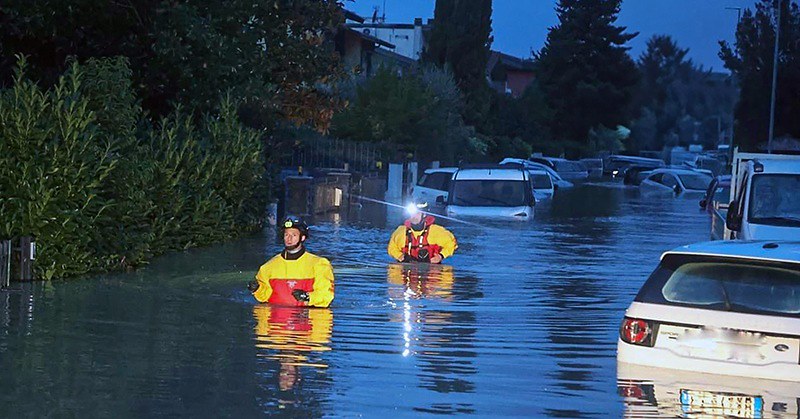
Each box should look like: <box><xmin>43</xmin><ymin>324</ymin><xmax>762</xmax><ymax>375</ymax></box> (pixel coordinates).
<box><xmin>446</xmin><ymin>205</ymin><xmax>533</xmax><ymax>220</ymax></box>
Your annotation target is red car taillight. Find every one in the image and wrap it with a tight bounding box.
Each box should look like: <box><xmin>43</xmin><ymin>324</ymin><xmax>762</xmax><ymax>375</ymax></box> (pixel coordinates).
<box><xmin>620</xmin><ymin>317</ymin><xmax>657</xmax><ymax>347</ymax></box>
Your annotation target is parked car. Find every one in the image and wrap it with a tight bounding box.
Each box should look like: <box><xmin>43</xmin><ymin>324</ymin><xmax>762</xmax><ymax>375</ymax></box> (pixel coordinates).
<box><xmin>639</xmin><ymin>168</ymin><xmax>712</xmax><ymax>196</ymax></box>
<box><xmin>604</xmin><ymin>155</ymin><xmax>665</xmax><ymax>177</ymax></box>
<box><xmin>529</xmin><ymin>156</ymin><xmax>589</xmax><ymax>181</ymax></box>
<box><xmin>617</xmin><ymin>240</ymin><xmax>800</xmax><ymax>382</ymax></box>
<box><xmin>498</xmin><ymin>158</ymin><xmax>574</xmax><ymax>189</ymax></box>
<box><xmin>529</xmin><ymin>169</ymin><xmax>554</xmax><ymax>202</ymax></box>
<box><xmin>580</xmin><ymin>158</ymin><xmax>604</xmax><ymax>179</ymax></box>
<box><xmin>622</xmin><ymin>165</ymin><xmax>658</xmax><ymax>186</ymax></box>
<box><xmin>442</xmin><ymin>165</ymin><xmax>536</xmax><ymax>220</ymax></box>
<box><xmin>411</xmin><ymin>167</ymin><xmax>457</xmax><ymax>205</ymax></box>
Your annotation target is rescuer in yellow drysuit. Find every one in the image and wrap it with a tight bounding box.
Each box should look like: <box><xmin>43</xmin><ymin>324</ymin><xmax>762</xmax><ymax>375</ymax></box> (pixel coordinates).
<box><xmin>248</xmin><ymin>216</ymin><xmax>334</xmax><ymax>307</ymax></box>
<box><xmin>387</xmin><ymin>201</ymin><xmax>457</xmax><ymax>264</ymax></box>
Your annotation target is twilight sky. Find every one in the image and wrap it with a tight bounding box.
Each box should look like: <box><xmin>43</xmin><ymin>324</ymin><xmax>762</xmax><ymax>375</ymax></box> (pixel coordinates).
<box><xmin>347</xmin><ymin>0</ymin><xmax>761</xmax><ymax>72</ymax></box>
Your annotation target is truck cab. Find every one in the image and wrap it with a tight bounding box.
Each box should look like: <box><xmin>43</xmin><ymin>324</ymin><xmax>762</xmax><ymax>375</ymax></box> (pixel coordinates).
<box><xmin>723</xmin><ymin>150</ymin><xmax>800</xmax><ymax>240</ymax></box>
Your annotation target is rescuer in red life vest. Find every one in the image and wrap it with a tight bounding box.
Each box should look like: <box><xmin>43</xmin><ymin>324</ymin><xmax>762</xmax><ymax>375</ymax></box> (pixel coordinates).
<box><xmin>247</xmin><ymin>216</ymin><xmax>334</xmax><ymax>307</ymax></box>
<box><xmin>387</xmin><ymin>201</ymin><xmax>457</xmax><ymax>264</ymax></box>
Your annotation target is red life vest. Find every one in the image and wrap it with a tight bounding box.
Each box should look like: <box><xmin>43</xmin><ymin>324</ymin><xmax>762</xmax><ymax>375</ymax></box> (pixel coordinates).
<box><xmin>404</xmin><ymin>215</ymin><xmax>442</xmax><ymax>261</ymax></box>
<box><xmin>268</xmin><ymin>278</ymin><xmax>314</xmax><ymax>306</ymax></box>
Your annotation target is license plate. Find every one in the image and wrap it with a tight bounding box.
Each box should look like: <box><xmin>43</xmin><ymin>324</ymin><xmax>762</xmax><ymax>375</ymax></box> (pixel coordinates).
<box><xmin>680</xmin><ymin>389</ymin><xmax>763</xmax><ymax>418</ymax></box>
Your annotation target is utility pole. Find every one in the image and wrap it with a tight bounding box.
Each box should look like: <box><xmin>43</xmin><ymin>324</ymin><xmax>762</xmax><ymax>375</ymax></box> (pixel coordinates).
<box><xmin>768</xmin><ymin>0</ymin><xmax>782</xmax><ymax>153</ymax></box>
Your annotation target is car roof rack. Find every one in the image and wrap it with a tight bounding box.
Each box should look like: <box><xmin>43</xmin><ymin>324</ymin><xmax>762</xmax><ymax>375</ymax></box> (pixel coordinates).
<box><xmin>459</xmin><ymin>163</ymin><xmax>523</xmax><ymax>170</ymax></box>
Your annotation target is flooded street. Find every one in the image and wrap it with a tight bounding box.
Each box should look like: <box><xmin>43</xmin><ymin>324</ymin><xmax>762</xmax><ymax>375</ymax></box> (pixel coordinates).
<box><xmin>0</xmin><ymin>183</ymin><xmax>791</xmax><ymax>417</ymax></box>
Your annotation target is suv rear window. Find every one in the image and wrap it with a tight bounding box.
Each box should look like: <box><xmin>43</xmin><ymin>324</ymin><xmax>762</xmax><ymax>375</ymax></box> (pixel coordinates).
<box><xmin>635</xmin><ymin>254</ymin><xmax>800</xmax><ymax>317</ymax></box>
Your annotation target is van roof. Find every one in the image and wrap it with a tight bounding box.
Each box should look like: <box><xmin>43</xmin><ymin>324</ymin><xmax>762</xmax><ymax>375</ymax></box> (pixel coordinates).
<box><xmin>454</xmin><ymin>167</ymin><xmax>527</xmax><ymax>181</ymax></box>
<box><xmin>607</xmin><ymin>155</ymin><xmax>665</xmax><ymax>164</ymax></box>
<box><xmin>752</xmin><ymin>159</ymin><xmax>800</xmax><ymax>174</ymax></box>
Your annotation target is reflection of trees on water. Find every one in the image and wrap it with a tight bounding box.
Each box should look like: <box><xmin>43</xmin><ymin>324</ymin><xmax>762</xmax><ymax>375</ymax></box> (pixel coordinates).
<box><xmin>535</xmin><ymin>190</ymin><xmax>622</xmax><ymax>416</ymax></box>
<box><xmin>252</xmin><ymin>305</ymin><xmax>333</xmax><ymax>413</ymax></box>
<box><xmin>0</xmin><ymin>281</ymin><xmax>267</xmax><ymax>417</ymax></box>
<box><xmin>386</xmin><ymin>263</ymin><xmax>479</xmax><ymax>414</ymax></box>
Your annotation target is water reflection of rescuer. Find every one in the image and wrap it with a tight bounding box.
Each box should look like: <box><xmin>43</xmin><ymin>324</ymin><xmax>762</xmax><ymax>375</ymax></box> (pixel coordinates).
<box><xmin>387</xmin><ymin>201</ymin><xmax>458</xmax><ymax>264</ymax></box>
<box><xmin>247</xmin><ymin>216</ymin><xmax>334</xmax><ymax>308</ymax></box>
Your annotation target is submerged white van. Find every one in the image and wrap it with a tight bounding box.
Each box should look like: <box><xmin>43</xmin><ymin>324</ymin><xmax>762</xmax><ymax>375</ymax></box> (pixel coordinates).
<box><xmin>439</xmin><ymin>165</ymin><xmax>536</xmax><ymax>220</ymax></box>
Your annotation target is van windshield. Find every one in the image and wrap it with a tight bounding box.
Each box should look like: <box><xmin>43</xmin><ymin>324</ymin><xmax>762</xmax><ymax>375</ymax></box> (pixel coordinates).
<box><xmin>450</xmin><ymin>180</ymin><xmax>528</xmax><ymax>207</ymax></box>
<box><xmin>748</xmin><ymin>174</ymin><xmax>800</xmax><ymax>226</ymax></box>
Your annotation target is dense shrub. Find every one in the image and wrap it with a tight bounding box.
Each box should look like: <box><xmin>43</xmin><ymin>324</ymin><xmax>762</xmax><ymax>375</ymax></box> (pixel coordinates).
<box><xmin>0</xmin><ymin>57</ymin><xmax>267</xmax><ymax>279</ymax></box>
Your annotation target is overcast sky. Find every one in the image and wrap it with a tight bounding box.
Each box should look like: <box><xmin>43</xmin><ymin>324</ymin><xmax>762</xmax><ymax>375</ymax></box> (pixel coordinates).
<box><xmin>346</xmin><ymin>0</ymin><xmax>761</xmax><ymax>72</ymax></box>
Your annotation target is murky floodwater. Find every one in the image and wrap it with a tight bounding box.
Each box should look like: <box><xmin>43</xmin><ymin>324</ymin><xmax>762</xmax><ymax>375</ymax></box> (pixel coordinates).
<box><xmin>0</xmin><ymin>183</ymin><xmax>794</xmax><ymax>417</ymax></box>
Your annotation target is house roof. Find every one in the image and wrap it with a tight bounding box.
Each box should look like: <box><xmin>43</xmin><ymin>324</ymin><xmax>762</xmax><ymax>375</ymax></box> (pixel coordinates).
<box><xmin>487</xmin><ymin>50</ymin><xmax>536</xmax><ymax>74</ymax></box>
<box><xmin>345</xmin><ymin>27</ymin><xmax>395</xmax><ymax>49</ymax></box>
<box><xmin>344</xmin><ymin>10</ymin><xmax>365</xmax><ymax>23</ymax></box>
<box><xmin>372</xmin><ymin>47</ymin><xmax>417</xmax><ymax>67</ymax></box>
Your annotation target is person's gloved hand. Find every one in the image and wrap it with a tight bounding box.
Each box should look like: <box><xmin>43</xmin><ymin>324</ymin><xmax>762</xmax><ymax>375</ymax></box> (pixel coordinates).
<box><xmin>292</xmin><ymin>289</ymin><xmax>310</xmax><ymax>302</ymax></box>
<box><xmin>247</xmin><ymin>280</ymin><xmax>259</xmax><ymax>293</ymax></box>
<box><xmin>429</xmin><ymin>254</ymin><xmax>443</xmax><ymax>264</ymax></box>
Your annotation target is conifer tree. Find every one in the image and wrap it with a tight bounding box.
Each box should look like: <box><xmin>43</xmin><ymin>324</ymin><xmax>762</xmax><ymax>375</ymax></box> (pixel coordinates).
<box><xmin>424</xmin><ymin>0</ymin><xmax>493</xmax><ymax>126</ymax></box>
<box><xmin>535</xmin><ymin>0</ymin><xmax>638</xmax><ymax>157</ymax></box>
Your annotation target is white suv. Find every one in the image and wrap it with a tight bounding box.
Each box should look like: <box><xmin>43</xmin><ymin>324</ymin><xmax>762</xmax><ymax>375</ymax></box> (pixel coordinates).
<box><xmin>617</xmin><ymin>240</ymin><xmax>800</xmax><ymax>382</ymax></box>
<box><xmin>443</xmin><ymin>165</ymin><xmax>536</xmax><ymax>220</ymax></box>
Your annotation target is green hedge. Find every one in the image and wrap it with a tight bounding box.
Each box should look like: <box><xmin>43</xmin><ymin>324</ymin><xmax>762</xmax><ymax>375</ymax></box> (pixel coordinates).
<box><xmin>0</xmin><ymin>57</ymin><xmax>267</xmax><ymax>279</ymax></box>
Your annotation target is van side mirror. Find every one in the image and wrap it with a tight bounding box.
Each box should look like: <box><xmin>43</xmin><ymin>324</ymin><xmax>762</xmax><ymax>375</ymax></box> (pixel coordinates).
<box><xmin>435</xmin><ymin>195</ymin><xmax>445</xmax><ymax>204</ymax></box>
<box><xmin>726</xmin><ymin>200</ymin><xmax>741</xmax><ymax>232</ymax></box>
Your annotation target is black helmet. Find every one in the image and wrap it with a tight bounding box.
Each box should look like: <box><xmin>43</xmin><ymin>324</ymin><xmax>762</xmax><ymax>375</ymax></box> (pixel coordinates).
<box><xmin>282</xmin><ymin>216</ymin><xmax>309</xmax><ymax>238</ymax></box>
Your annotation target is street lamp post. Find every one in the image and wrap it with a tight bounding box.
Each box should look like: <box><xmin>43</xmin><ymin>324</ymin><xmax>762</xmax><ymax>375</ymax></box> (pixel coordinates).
<box><xmin>768</xmin><ymin>0</ymin><xmax>782</xmax><ymax>153</ymax></box>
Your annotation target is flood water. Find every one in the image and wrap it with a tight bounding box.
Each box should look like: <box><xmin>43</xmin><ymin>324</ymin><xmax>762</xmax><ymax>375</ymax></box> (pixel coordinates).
<box><xmin>0</xmin><ymin>183</ymin><xmax>794</xmax><ymax>417</ymax></box>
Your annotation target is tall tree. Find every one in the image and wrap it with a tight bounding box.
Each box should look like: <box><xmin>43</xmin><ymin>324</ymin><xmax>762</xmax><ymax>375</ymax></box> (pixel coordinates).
<box><xmin>720</xmin><ymin>0</ymin><xmax>800</xmax><ymax>151</ymax></box>
<box><xmin>423</xmin><ymin>0</ymin><xmax>493</xmax><ymax>127</ymax></box>
<box><xmin>534</xmin><ymin>0</ymin><xmax>639</xmax><ymax>157</ymax></box>
<box><xmin>632</xmin><ymin>35</ymin><xmax>737</xmax><ymax>152</ymax></box>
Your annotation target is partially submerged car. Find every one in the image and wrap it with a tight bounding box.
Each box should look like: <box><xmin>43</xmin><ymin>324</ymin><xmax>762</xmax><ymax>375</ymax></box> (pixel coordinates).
<box><xmin>604</xmin><ymin>155</ymin><xmax>665</xmax><ymax>178</ymax></box>
<box><xmin>529</xmin><ymin>156</ymin><xmax>589</xmax><ymax>181</ymax></box>
<box><xmin>498</xmin><ymin>158</ymin><xmax>574</xmax><ymax>189</ymax></box>
<box><xmin>442</xmin><ymin>164</ymin><xmax>536</xmax><ymax>220</ymax></box>
<box><xmin>528</xmin><ymin>169</ymin><xmax>554</xmax><ymax>202</ymax></box>
<box><xmin>617</xmin><ymin>240</ymin><xmax>800</xmax><ymax>382</ymax></box>
<box><xmin>639</xmin><ymin>168</ymin><xmax>712</xmax><ymax>196</ymax></box>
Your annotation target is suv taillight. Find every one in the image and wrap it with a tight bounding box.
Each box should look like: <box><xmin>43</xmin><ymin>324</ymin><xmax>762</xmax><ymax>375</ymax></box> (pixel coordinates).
<box><xmin>620</xmin><ymin>317</ymin><xmax>657</xmax><ymax>347</ymax></box>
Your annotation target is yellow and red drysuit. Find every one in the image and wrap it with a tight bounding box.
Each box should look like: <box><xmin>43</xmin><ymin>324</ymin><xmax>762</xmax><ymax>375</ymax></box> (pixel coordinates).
<box><xmin>252</xmin><ymin>248</ymin><xmax>334</xmax><ymax>308</ymax></box>
<box><xmin>387</xmin><ymin>215</ymin><xmax>457</xmax><ymax>263</ymax></box>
